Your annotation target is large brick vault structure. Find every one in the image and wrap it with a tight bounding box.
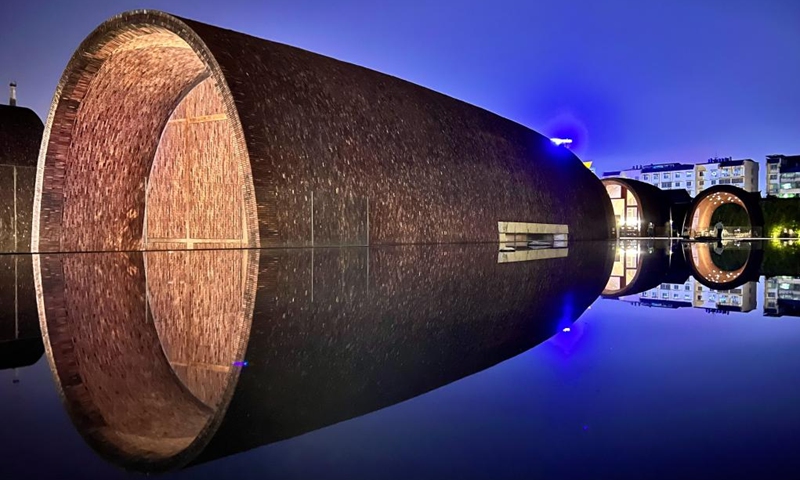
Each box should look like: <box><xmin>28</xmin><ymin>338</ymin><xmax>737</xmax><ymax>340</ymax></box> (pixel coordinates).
<box><xmin>33</xmin><ymin>10</ymin><xmax>612</xmax><ymax>254</ymax></box>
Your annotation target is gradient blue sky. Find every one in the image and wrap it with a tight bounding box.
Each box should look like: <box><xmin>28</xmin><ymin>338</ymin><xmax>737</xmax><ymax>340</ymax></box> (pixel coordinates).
<box><xmin>1</xmin><ymin>0</ymin><xmax>798</xmax><ymax>173</ymax></box>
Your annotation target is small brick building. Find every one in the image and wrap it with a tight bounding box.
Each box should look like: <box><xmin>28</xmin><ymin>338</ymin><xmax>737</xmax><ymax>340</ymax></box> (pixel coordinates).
<box><xmin>0</xmin><ymin>84</ymin><xmax>44</xmax><ymax>252</ymax></box>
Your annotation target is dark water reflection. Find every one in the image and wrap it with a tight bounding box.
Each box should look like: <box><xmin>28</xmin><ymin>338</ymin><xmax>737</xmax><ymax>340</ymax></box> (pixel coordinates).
<box><xmin>3</xmin><ymin>240</ymin><xmax>800</xmax><ymax>478</ymax></box>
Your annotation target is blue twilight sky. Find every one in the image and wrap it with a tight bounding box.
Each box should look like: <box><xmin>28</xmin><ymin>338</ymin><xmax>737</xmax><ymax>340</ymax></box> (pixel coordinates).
<box><xmin>0</xmin><ymin>0</ymin><xmax>798</xmax><ymax>173</ymax></box>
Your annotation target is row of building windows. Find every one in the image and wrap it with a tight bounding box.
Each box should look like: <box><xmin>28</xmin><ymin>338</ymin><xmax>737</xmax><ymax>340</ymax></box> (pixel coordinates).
<box><xmin>660</xmin><ymin>283</ymin><xmax>693</xmax><ymax>291</ymax></box>
<box><xmin>641</xmin><ymin>291</ymin><xmax>693</xmax><ymax>300</ymax></box>
<box><xmin>641</xmin><ymin>169</ymin><xmax>747</xmax><ymax>181</ymax></box>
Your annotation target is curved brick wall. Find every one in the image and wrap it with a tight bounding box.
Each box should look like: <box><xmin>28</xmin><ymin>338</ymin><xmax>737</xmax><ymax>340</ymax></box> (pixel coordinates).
<box><xmin>33</xmin><ymin>10</ymin><xmax>612</xmax><ymax>253</ymax></box>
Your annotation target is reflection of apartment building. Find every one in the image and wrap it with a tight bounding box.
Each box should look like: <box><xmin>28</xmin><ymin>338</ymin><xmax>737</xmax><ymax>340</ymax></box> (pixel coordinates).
<box><xmin>765</xmin><ymin>154</ymin><xmax>800</xmax><ymax>198</ymax></box>
<box><xmin>602</xmin><ymin>157</ymin><xmax>760</xmax><ymax>197</ymax></box>
<box><xmin>635</xmin><ymin>277</ymin><xmax>757</xmax><ymax>313</ymax></box>
<box><xmin>764</xmin><ymin>276</ymin><xmax>800</xmax><ymax>317</ymax></box>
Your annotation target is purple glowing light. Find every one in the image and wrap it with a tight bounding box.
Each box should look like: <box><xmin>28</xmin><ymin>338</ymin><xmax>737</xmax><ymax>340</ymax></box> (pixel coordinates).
<box><xmin>232</xmin><ymin>361</ymin><xmax>249</xmax><ymax>367</ymax></box>
<box><xmin>562</xmin><ymin>327</ymin><xmax>571</xmax><ymax>333</ymax></box>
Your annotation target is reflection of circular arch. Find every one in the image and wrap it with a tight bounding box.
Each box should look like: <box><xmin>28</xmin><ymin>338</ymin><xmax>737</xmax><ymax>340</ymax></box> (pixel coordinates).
<box><xmin>684</xmin><ymin>242</ymin><xmax>763</xmax><ymax>290</ymax></box>
<box><xmin>684</xmin><ymin>186</ymin><xmax>764</xmax><ymax>238</ymax></box>
<box><xmin>601</xmin><ymin>242</ymin><xmax>687</xmax><ymax>297</ymax></box>
<box><xmin>36</xmin><ymin>250</ymin><xmax>258</xmax><ymax>472</ymax></box>
<box><xmin>602</xmin><ymin>245</ymin><xmax>647</xmax><ymax>296</ymax></box>
<box><xmin>37</xmin><ymin>244</ymin><xmax>613</xmax><ymax>472</ymax></box>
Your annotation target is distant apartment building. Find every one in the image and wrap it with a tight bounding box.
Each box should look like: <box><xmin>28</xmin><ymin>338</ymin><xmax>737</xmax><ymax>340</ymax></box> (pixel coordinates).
<box><xmin>602</xmin><ymin>157</ymin><xmax>760</xmax><ymax>197</ymax></box>
<box><xmin>764</xmin><ymin>276</ymin><xmax>800</xmax><ymax>317</ymax></box>
<box><xmin>765</xmin><ymin>154</ymin><xmax>800</xmax><ymax>198</ymax></box>
<box><xmin>629</xmin><ymin>277</ymin><xmax>757</xmax><ymax>313</ymax></box>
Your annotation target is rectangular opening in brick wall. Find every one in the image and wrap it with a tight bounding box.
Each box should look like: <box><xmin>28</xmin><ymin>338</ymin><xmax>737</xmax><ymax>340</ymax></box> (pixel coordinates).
<box><xmin>498</xmin><ymin>221</ymin><xmax>569</xmax><ymax>253</ymax></box>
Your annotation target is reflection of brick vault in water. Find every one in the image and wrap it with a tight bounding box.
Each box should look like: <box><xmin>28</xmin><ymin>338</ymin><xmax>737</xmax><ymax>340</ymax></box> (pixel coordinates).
<box><xmin>33</xmin><ymin>10</ymin><xmax>613</xmax><ymax>254</ymax></box>
<box><xmin>38</xmin><ymin>244</ymin><xmax>613</xmax><ymax>472</ymax></box>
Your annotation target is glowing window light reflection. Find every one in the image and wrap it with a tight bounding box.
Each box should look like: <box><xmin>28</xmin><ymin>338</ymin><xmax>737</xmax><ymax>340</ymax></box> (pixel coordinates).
<box><xmin>550</xmin><ymin>138</ymin><xmax>573</xmax><ymax>147</ymax></box>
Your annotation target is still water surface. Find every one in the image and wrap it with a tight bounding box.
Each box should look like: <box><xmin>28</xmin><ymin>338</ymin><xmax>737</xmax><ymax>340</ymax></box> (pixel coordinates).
<box><xmin>1</xmin><ymin>241</ymin><xmax>800</xmax><ymax>479</ymax></box>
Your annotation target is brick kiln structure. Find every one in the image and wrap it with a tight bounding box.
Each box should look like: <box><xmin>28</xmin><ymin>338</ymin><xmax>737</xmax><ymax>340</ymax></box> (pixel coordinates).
<box><xmin>34</xmin><ymin>10</ymin><xmax>612</xmax><ymax>253</ymax></box>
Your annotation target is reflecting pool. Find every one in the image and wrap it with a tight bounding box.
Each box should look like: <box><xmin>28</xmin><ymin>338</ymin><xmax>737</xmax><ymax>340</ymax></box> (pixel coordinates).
<box><xmin>2</xmin><ymin>241</ymin><xmax>800</xmax><ymax>479</ymax></box>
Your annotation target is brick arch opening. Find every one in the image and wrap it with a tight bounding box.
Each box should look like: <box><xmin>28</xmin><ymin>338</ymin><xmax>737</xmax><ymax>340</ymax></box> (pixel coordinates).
<box><xmin>602</xmin><ymin>178</ymin><xmax>644</xmax><ymax>235</ymax></box>
<box><xmin>685</xmin><ymin>187</ymin><xmax>762</xmax><ymax>239</ymax></box>
<box><xmin>32</xmin><ymin>13</ymin><xmax>259</xmax><ymax>471</ymax></box>
<box><xmin>33</xmin><ymin>15</ymin><xmax>257</xmax><ymax>253</ymax></box>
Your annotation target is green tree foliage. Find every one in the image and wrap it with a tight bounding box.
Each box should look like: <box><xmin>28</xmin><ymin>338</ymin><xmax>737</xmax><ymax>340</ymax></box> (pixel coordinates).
<box><xmin>709</xmin><ymin>247</ymin><xmax>750</xmax><ymax>271</ymax></box>
<box><xmin>708</xmin><ymin>197</ymin><xmax>800</xmax><ymax>237</ymax></box>
<box><xmin>761</xmin><ymin>197</ymin><xmax>800</xmax><ymax>237</ymax></box>
<box><xmin>710</xmin><ymin>203</ymin><xmax>749</xmax><ymax>226</ymax></box>
<box><xmin>762</xmin><ymin>241</ymin><xmax>800</xmax><ymax>276</ymax></box>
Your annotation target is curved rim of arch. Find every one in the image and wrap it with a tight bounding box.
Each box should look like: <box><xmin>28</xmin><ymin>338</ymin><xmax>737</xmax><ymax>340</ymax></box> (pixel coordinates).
<box><xmin>31</xmin><ymin>10</ymin><xmax>261</xmax><ymax>472</ymax></box>
<box><xmin>684</xmin><ymin>185</ymin><xmax>763</xmax><ymax>237</ymax></box>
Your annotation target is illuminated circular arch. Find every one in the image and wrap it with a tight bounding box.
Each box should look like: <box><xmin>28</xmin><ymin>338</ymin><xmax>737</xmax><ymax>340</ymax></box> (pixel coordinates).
<box><xmin>684</xmin><ymin>185</ymin><xmax>763</xmax><ymax>239</ymax></box>
<box><xmin>32</xmin><ymin>11</ymin><xmax>257</xmax><ymax>253</ymax></box>
<box><xmin>601</xmin><ymin>178</ymin><xmax>689</xmax><ymax>237</ymax></box>
<box><xmin>684</xmin><ymin>242</ymin><xmax>762</xmax><ymax>290</ymax></box>
<box><xmin>602</xmin><ymin>178</ymin><xmax>647</xmax><ymax>236</ymax></box>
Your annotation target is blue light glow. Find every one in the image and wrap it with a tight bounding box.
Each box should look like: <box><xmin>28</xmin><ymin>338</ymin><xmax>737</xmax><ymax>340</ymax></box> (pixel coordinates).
<box><xmin>550</xmin><ymin>137</ymin><xmax>573</xmax><ymax>147</ymax></box>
